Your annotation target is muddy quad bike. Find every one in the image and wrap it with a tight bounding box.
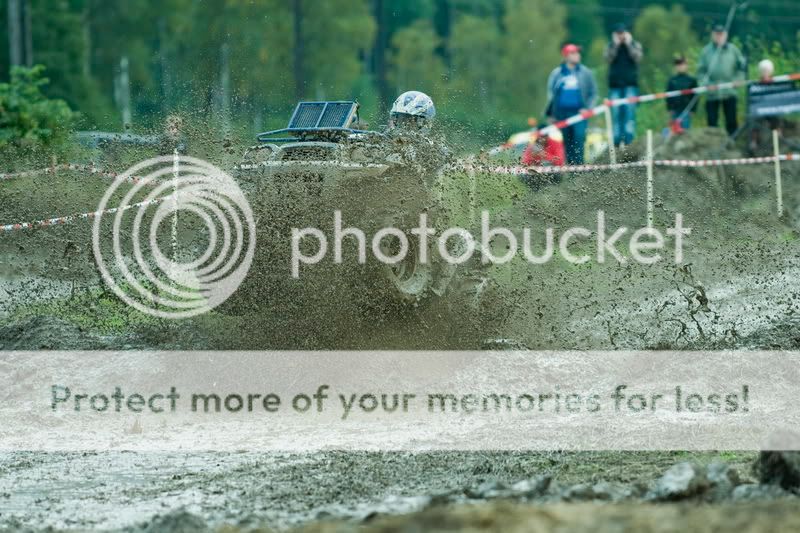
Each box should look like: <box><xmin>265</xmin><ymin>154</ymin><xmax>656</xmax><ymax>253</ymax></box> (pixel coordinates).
<box><xmin>231</xmin><ymin>101</ymin><xmax>464</xmax><ymax>314</ymax></box>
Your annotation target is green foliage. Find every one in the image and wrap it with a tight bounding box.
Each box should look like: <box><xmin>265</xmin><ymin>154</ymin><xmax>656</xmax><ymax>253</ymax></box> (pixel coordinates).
<box><xmin>449</xmin><ymin>14</ymin><xmax>502</xmax><ymax>113</ymax></box>
<box><xmin>0</xmin><ymin>65</ymin><xmax>77</xmax><ymax>149</ymax></box>
<box><xmin>389</xmin><ymin>20</ymin><xmax>446</xmax><ymax>97</ymax></box>
<box><xmin>497</xmin><ymin>0</ymin><xmax>567</xmax><ymax>122</ymax></box>
<box><xmin>633</xmin><ymin>4</ymin><xmax>698</xmax><ymax>94</ymax></box>
<box><xmin>565</xmin><ymin>0</ymin><xmax>604</xmax><ymax>46</ymax></box>
<box><xmin>303</xmin><ymin>0</ymin><xmax>376</xmax><ymax>99</ymax></box>
<box><xmin>3</xmin><ymin>0</ymin><xmax>800</xmax><ymax>151</ymax></box>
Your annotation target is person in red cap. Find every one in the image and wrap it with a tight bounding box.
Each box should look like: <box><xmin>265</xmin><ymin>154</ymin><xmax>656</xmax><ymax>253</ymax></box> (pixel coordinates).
<box><xmin>545</xmin><ymin>43</ymin><xmax>597</xmax><ymax>165</ymax></box>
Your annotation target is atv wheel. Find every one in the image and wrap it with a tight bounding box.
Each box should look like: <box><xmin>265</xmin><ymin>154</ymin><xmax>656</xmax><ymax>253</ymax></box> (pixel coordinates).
<box><xmin>379</xmin><ymin>231</ymin><xmax>433</xmax><ymax>302</ymax></box>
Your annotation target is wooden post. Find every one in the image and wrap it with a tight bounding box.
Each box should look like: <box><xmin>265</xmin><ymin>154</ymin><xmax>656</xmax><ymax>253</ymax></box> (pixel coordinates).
<box><xmin>773</xmin><ymin>129</ymin><xmax>783</xmax><ymax>218</ymax></box>
<box><xmin>467</xmin><ymin>163</ymin><xmax>477</xmax><ymax>227</ymax></box>
<box><xmin>646</xmin><ymin>129</ymin><xmax>654</xmax><ymax>228</ymax></box>
<box><xmin>604</xmin><ymin>104</ymin><xmax>617</xmax><ymax>164</ymax></box>
<box><xmin>172</xmin><ymin>149</ymin><xmax>179</xmax><ymax>268</ymax></box>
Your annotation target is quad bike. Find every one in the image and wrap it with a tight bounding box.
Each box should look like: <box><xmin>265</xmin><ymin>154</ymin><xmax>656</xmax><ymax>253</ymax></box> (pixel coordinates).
<box><xmin>230</xmin><ymin>101</ymin><xmax>471</xmax><ymax>314</ymax></box>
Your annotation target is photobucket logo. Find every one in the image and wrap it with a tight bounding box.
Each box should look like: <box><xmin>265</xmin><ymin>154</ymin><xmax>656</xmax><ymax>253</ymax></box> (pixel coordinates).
<box><xmin>92</xmin><ymin>155</ymin><xmax>256</xmax><ymax>319</ymax></box>
<box><xmin>290</xmin><ymin>211</ymin><xmax>690</xmax><ymax>277</ymax></box>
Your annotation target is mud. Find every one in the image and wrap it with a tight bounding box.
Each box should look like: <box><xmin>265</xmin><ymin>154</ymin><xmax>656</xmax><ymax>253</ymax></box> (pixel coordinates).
<box><xmin>0</xmin><ymin>451</ymin><xmax>771</xmax><ymax>530</ymax></box>
<box><xmin>2</xmin><ymin>127</ymin><xmax>800</xmax><ymax>531</ymax></box>
<box><xmin>0</xmin><ymin>451</ymin><xmax>796</xmax><ymax>531</ymax></box>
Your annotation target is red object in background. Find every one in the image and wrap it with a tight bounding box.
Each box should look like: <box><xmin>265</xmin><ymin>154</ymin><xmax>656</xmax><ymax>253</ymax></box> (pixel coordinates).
<box><xmin>521</xmin><ymin>132</ymin><xmax>565</xmax><ymax>166</ymax></box>
<box><xmin>670</xmin><ymin>119</ymin><xmax>685</xmax><ymax>135</ymax></box>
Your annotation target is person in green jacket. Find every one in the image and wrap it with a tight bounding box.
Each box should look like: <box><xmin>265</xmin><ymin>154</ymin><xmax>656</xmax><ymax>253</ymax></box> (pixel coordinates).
<box><xmin>697</xmin><ymin>24</ymin><xmax>746</xmax><ymax>135</ymax></box>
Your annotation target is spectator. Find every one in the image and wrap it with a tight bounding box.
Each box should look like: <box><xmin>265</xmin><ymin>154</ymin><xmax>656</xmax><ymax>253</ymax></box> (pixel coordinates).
<box><xmin>747</xmin><ymin>59</ymin><xmax>798</xmax><ymax>151</ymax></box>
<box><xmin>545</xmin><ymin>44</ymin><xmax>598</xmax><ymax>165</ymax></box>
<box><xmin>697</xmin><ymin>24</ymin><xmax>746</xmax><ymax>135</ymax></box>
<box><xmin>604</xmin><ymin>23</ymin><xmax>643</xmax><ymax>147</ymax></box>
<box><xmin>521</xmin><ymin>121</ymin><xmax>565</xmax><ymax>167</ymax></box>
<box><xmin>749</xmin><ymin>58</ymin><xmax>796</xmax><ymax>102</ymax></box>
<box><xmin>666</xmin><ymin>56</ymin><xmax>698</xmax><ymax>133</ymax></box>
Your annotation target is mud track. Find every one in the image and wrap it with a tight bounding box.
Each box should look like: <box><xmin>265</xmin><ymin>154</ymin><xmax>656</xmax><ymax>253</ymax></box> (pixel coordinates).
<box><xmin>1</xmin><ymin>128</ymin><xmax>800</xmax><ymax>530</ymax></box>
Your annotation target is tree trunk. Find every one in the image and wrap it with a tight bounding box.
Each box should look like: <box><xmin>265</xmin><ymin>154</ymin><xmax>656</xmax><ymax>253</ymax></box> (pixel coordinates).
<box><xmin>82</xmin><ymin>3</ymin><xmax>91</xmax><ymax>77</ymax></box>
<box><xmin>158</xmin><ymin>17</ymin><xmax>171</xmax><ymax>112</ymax></box>
<box><xmin>119</xmin><ymin>56</ymin><xmax>132</xmax><ymax>129</ymax></box>
<box><xmin>292</xmin><ymin>0</ymin><xmax>305</xmax><ymax>100</ymax></box>
<box><xmin>22</xmin><ymin>0</ymin><xmax>32</xmax><ymax>66</ymax></box>
<box><xmin>372</xmin><ymin>0</ymin><xmax>389</xmax><ymax>113</ymax></box>
<box><xmin>220</xmin><ymin>42</ymin><xmax>231</xmax><ymax>134</ymax></box>
<box><xmin>7</xmin><ymin>0</ymin><xmax>23</xmax><ymax>67</ymax></box>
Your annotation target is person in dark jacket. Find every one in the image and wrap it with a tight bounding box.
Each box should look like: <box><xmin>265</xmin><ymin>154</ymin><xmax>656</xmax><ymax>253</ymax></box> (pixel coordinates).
<box><xmin>545</xmin><ymin>43</ymin><xmax>598</xmax><ymax>165</ymax></box>
<box><xmin>666</xmin><ymin>56</ymin><xmax>698</xmax><ymax>132</ymax></box>
<box><xmin>604</xmin><ymin>23</ymin><xmax>643</xmax><ymax>147</ymax></box>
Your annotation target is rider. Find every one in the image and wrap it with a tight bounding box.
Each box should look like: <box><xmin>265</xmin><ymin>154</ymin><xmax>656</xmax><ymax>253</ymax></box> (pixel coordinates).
<box><xmin>388</xmin><ymin>91</ymin><xmax>436</xmax><ymax>131</ymax></box>
<box><xmin>385</xmin><ymin>91</ymin><xmax>449</xmax><ymax>175</ymax></box>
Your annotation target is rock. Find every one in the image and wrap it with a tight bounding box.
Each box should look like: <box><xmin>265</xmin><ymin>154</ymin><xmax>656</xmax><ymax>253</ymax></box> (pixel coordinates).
<box><xmin>757</xmin><ymin>451</ymin><xmax>800</xmax><ymax>490</ymax></box>
<box><xmin>561</xmin><ymin>481</ymin><xmax>637</xmax><ymax>502</ymax></box>
<box><xmin>134</xmin><ymin>510</ymin><xmax>210</xmax><ymax>533</ymax></box>
<box><xmin>731</xmin><ymin>483</ymin><xmax>794</xmax><ymax>501</ymax></box>
<box><xmin>358</xmin><ymin>495</ymin><xmax>432</xmax><ymax>523</ymax></box>
<box><xmin>466</xmin><ymin>480</ymin><xmax>511</xmax><ymax>499</ymax></box>
<box><xmin>647</xmin><ymin>462</ymin><xmax>709</xmax><ymax>501</ymax></box>
<box><xmin>510</xmin><ymin>475</ymin><xmax>551</xmax><ymax>498</ymax></box>
<box><xmin>429</xmin><ymin>489</ymin><xmax>464</xmax><ymax>506</ymax></box>
<box><xmin>706</xmin><ymin>461</ymin><xmax>741</xmax><ymax>500</ymax></box>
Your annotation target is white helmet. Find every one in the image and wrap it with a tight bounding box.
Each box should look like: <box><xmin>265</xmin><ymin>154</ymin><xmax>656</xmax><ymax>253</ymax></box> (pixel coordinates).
<box><xmin>390</xmin><ymin>91</ymin><xmax>436</xmax><ymax>124</ymax></box>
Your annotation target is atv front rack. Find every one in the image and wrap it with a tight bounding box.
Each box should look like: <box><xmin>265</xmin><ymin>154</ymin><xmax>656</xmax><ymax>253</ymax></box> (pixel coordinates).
<box><xmin>257</xmin><ymin>101</ymin><xmax>376</xmax><ymax>143</ymax></box>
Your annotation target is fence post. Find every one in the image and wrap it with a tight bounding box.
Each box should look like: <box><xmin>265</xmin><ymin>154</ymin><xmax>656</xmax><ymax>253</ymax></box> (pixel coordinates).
<box><xmin>773</xmin><ymin>129</ymin><xmax>784</xmax><ymax>218</ymax></box>
<box><xmin>467</xmin><ymin>163</ymin><xmax>477</xmax><ymax>227</ymax></box>
<box><xmin>172</xmin><ymin>149</ymin><xmax>180</xmax><ymax>267</ymax></box>
<box><xmin>646</xmin><ymin>129</ymin><xmax>654</xmax><ymax>228</ymax></box>
<box><xmin>603</xmin><ymin>103</ymin><xmax>617</xmax><ymax>164</ymax></box>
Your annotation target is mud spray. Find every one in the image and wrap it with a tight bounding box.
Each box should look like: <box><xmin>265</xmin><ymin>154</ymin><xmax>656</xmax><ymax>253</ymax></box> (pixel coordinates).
<box><xmin>2</xmin><ymin>123</ymin><xmax>800</xmax><ymax>530</ymax></box>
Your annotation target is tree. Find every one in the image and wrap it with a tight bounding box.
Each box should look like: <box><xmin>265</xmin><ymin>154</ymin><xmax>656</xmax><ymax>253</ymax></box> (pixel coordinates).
<box><xmin>292</xmin><ymin>0</ymin><xmax>305</xmax><ymax>99</ymax></box>
<box><xmin>565</xmin><ymin>0</ymin><xmax>603</xmax><ymax>49</ymax></box>
<box><xmin>303</xmin><ymin>0</ymin><xmax>375</xmax><ymax>100</ymax></box>
<box><xmin>633</xmin><ymin>4</ymin><xmax>698</xmax><ymax>93</ymax></box>
<box><xmin>388</xmin><ymin>19</ymin><xmax>446</xmax><ymax>97</ymax></box>
<box><xmin>0</xmin><ymin>65</ymin><xmax>77</xmax><ymax>149</ymax></box>
<box><xmin>449</xmin><ymin>13</ymin><xmax>502</xmax><ymax>115</ymax></box>
<box><xmin>497</xmin><ymin>0</ymin><xmax>567</xmax><ymax>123</ymax></box>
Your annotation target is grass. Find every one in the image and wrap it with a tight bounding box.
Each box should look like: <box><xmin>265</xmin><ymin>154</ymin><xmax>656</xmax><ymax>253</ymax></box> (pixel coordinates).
<box><xmin>10</xmin><ymin>286</ymin><xmax>157</xmax><ymax>335</ymax></box>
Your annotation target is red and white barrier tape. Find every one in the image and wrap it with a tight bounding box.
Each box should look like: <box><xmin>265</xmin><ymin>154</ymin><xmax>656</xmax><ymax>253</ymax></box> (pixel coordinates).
<box><xmin>0</xmin><ymin>163</ymin><xmax>151</xmax><ymax>186</ymax></box>
<box><xmin>654</xmin><ymin>153</ymin><xmax>800</xmax><ymax>168</ymax></box>
<box><xmin>467</xmin><ymin>153</ymin><xmax>800</xmax><ymax>176</ymax></box>
<box><xmin>1</xmin><ymin>163</ymin><xmax>97</xmax><ymax>181</ymax></box>
<box><xmin>616</xmin><ymin>73</ymin><xmax>800</xmax><ymax>107</ymax></box>
<box><xmin>4</xmin><ymin>153</ymin><xmax>798</xmax><ymax>232</ymax></box>
<box><xmin>464</xmin><ymin>161</ymin><xmax>646</xmax><ymax>175</ymax></box>
<box><xmin>1</xmin><ymin>196</ymin><xmax>169</xmax><ymax>233</ymax></box>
